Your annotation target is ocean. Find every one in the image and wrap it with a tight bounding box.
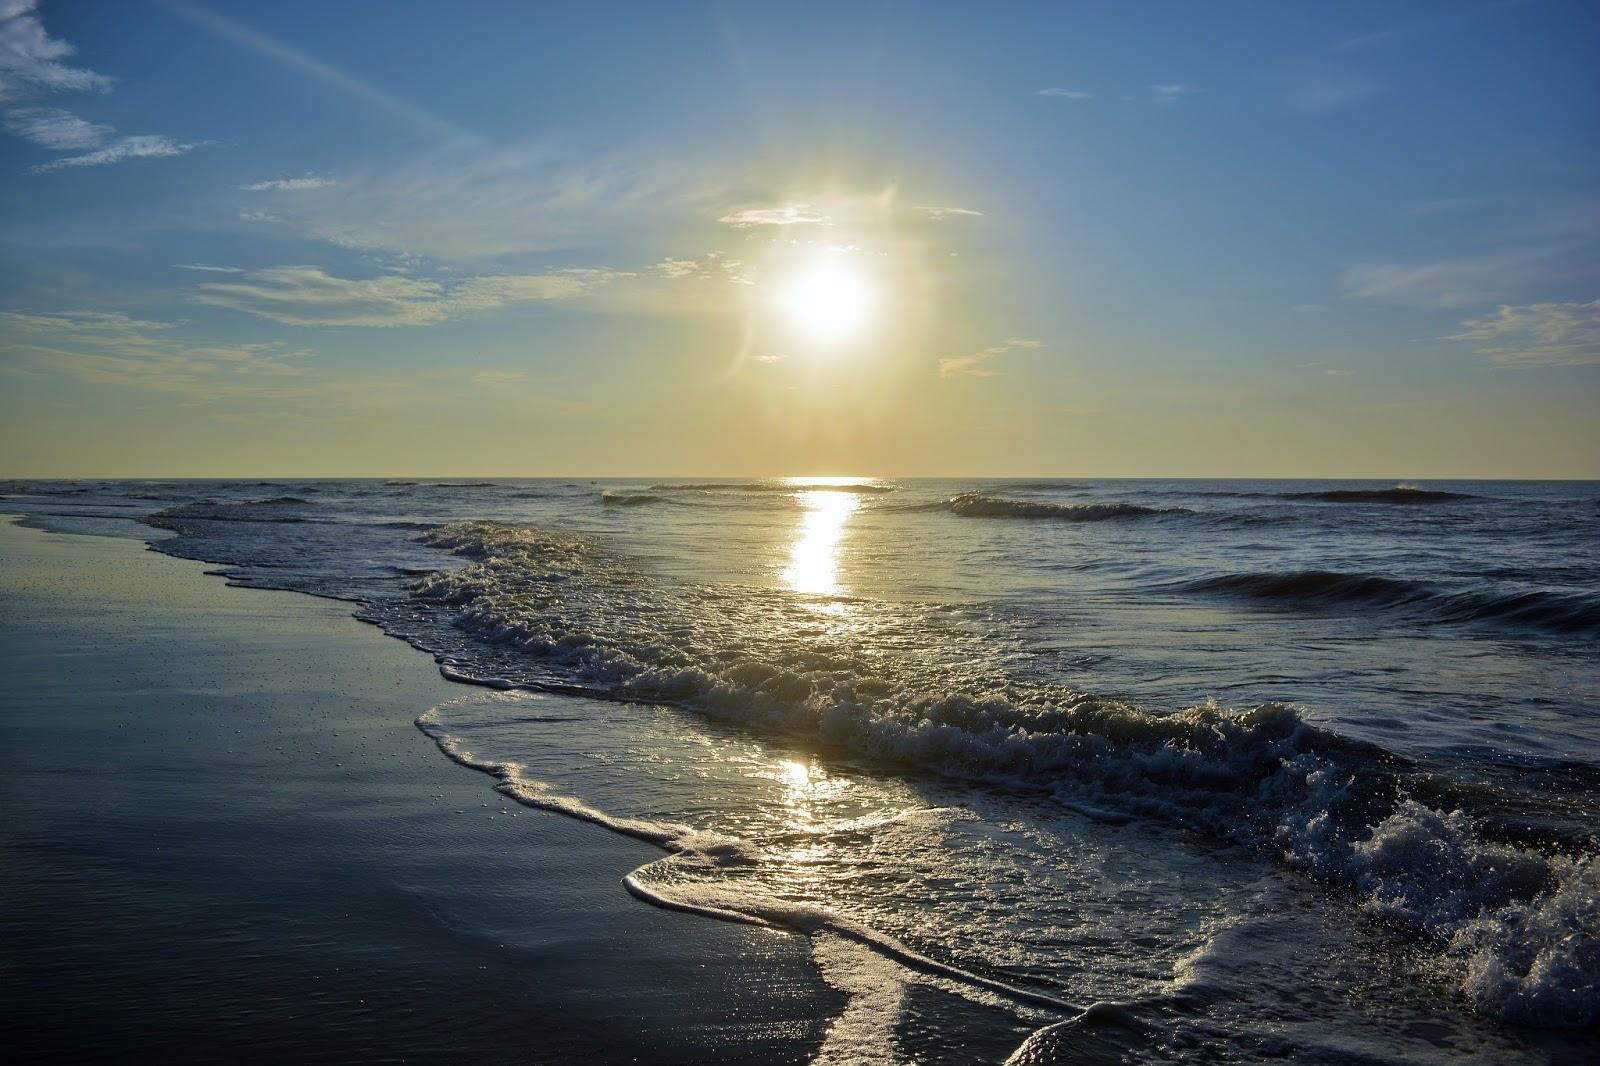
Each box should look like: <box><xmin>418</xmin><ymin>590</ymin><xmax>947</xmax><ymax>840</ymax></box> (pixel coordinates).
<box><xmin>5</xmin><ymin>477</ymin><xmax>1597</xmax><ymax>1062</ymax></box>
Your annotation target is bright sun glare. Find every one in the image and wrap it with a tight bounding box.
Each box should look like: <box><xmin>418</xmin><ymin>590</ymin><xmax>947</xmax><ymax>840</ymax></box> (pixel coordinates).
<box><xmin>776</xmin><ymin>259</ymin><xmax>873</xmax><ymax>346</ymax></box>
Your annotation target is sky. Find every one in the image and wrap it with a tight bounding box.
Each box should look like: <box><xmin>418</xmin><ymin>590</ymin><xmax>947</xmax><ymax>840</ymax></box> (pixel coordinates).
<box><xmin>0</xmin><ymin>0</ymin><xmax>1596</xmax><ymax>478</ymax></box>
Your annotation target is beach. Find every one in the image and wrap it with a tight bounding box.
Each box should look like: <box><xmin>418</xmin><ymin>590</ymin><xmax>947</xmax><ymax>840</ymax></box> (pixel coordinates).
<box><xmin>0</xmin><ymin>518</ymin><xmax>838</xmax><ymax>1063</ymax></box>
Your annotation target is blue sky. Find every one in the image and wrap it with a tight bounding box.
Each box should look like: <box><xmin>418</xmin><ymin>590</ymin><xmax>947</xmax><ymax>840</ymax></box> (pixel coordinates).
<box><xmin>1</xmin><ymin>0</ymin><xmax>1596</xmax><ymax>476</ymax></box>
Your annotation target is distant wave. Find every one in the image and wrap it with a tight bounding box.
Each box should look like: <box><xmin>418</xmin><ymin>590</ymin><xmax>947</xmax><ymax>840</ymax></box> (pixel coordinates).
<box><xmin>144</xmin><ymin>496</ymin><xmax>317</xmax><ymax>529</ymax></box>
<box><xmin>383</xmin><ymin>479</ymin><xmax>418</xmax><ymax>486</ymax></box>
<box><xmin>988</xmin><ymin>481</ymin><xmax>1088</xmax><ymax>492</ymax></box>
<box><xmin>600</xmin><ymin>490</ymin><xmax>662</xmax><ymax>507</ymax></box>
<box><xmin>1285</xmin><ymin>485</ymin><xmax>1473</xmax><ymax>504</ymax></box>
<box><xmin>1185</xmin><ymin>569</ymin><xmax>1600</xmax><ymax>634</ymax></box>
<box><xmin>649</xmin><ymin>481</ymin><xmax>895</xmax><ymax>494</ymax></box>
<box><xmin>945</xmin><ymin>493</ymin><xmax>1186</xmax><ymax>521</ymax></box>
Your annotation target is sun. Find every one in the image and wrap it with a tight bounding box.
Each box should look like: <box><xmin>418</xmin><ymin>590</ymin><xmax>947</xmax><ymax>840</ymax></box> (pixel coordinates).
<box><xmin>775</xmin><ymin>258</ymin><xmax>874</xmax><ymax>346</ymax></box>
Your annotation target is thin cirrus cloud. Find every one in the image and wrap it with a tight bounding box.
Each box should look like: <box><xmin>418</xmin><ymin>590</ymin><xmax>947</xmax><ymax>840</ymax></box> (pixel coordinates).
<box><xmin>162</xmin><ymin>0</ymin><xmax>473</xmax><ymax>145</ymax></box>
<box><xmin>1152</xmin><ymin>83</ymin><xmax>1198</xmax><ymax>104</ymax></box>
<box><xmin>4</xmin><ymin>106</ymin><xmax>110</xmax><ymax>148</ymax></box>
<box><xmin>1445</xmin><ymin>298</ymin><xmax>1600</xmax><ymax>368</ymax></box>
<box><xmin>721</xmin><ymin>201</ymin><xmax>981</xmax><ymax>227</ymax></box>
<box><xmin>1035</xmin><ymin>88</ymin><xmax>1091</xmax><ymax>99</ymax></box>
<box><xmin>1</xmin><ymin>2</ymin><xmax>195</xmax><ymax>172</ymax></box>
<box><xmin>0</xmin><ymin>1</ymin><xmax>114</xmax><ymax>100</ymax></box>
<box><xmin>0</xmin><ymin>309</ymin><xmax>314</xmax><ymax>398</ymax></box>
<box><xmin>938</xmin><ymin>337</ymin><xmax>1042</xmax><ymax>379</ymax></box>
<box><xmin>240</xmin><ymin>176</ymin><xmax>336</xmax><ymax>192</ymax></box>
<box><xmin>1340</xmin><ymin>250</ymin><xmax>1549</xmax><ymax>309</ymax></box>
<box><xmin>718</xmin><ymin>204</ymin><xmax>830</xmax><ymax>227</ymax></box>
<box><xmin>232</xmin><ymin>146</ymin><xmax>685</xmax><ymax>261</ymax></box>
<box><xmin>30</xmin><ymin>134</ymin><xmax>194</xmax><ymax>173</ymax></box>
<box><xmin>188</xmin><ymin>266</ymin><xmax>632</xmax><ymax>327</ymax></box>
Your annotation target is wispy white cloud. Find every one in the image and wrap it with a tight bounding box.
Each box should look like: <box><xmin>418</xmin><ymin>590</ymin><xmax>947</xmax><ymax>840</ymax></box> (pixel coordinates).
<box><xmin>1328</xmin><ymin>2</ymin><xmax>1519</xmax><ymax>55</ymax></box>
<box><xmin>719</xmin><ymin>204</ymin><xmax>829</xmax><ymax>227</ymax></box>
<box><xmin>2</xmin><ymin>3</ymin><xmax>194</xmax><ymax>173</ymax></box>
<box><xmin>4</xmin><ymin>105</ymin><xmax>109</xmax><ymax>148</ymax></box>
<box><xmin>176</xmin><ymin>263</ymin><xmax>245</xmax><ymax>273</ymax></box>
<box><xmin>29</xmin><ymin>133</ymin><xmax>194</xmax><ymax>172</ymax></box>
<box><xmin>240</xmin><ymin>176</ymin><xmax>336</xmax><ymax>191</ymax></box>
<box><xmin>1445</xmin><ymin>298</ymin><xmax>1600</xmax><ymax>368</ymax></box>
<box><xmin>234</xmin><ymin>146</ymin><xmax>682</xmax><ymax>261</ymax></box>
<box><xmin>939</xmin><ymin>337</ymin><xmax>1042</xmax><ymax>379</ymax></box>
<box><xmin>0</xmin><ymin>309</ymin><xmax>179</xmax><ymax>334</ymax></box>
<box><xmin>0</xmin><ymin>308</ymin><xmax>315</xmax><ymax>398</ymax></box>
<box><xmin>0</xmin><ymin>1</ymin><xmax>114</xmax><ymax>102</ymax></box>
<box><xmin>656</xmin><ymin>257</ymin><xmax>699</xmax><ymax>278</ymax></box>
<box><xmin>917</xmin><ymin>206</ymin><xmax>983</xmax><ymax>221</ymax></box>
<box><xmin>189</xmin><ymin>265</ymin><xmax>630</xmax><ymax>327</ymax></box>
<box><xmin>1035</xmin><ymin>88</ymin><xmax>1091</xmax><ymax>99</ymax></box>
<box><xmin>1152</xmin><ymin>83</ymin><xmax>1198</xmax><ymax>104</ymax></box>
<box><xmin>649</xmin><ymin>251</ymin><xmax>749</xmax><ymax>287</ymax></box>
<box><xmin>1341</xmin><ymin>250</ymin><xmax>1550</xmax><ymax>309</ymax></box>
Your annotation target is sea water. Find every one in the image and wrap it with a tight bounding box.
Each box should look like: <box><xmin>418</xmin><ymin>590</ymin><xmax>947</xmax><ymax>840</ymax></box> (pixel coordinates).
<box><xmin>6</xmin><ymin>477</ymin><xmax>1596</xmax><ymax>1062</ymax></box>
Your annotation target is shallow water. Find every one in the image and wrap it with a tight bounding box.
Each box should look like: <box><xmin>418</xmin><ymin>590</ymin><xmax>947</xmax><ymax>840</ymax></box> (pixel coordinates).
<box><xmin>5</xmin><ymin>476</ymin><xmax>1597</xmax><ymax>1061</ymax></box>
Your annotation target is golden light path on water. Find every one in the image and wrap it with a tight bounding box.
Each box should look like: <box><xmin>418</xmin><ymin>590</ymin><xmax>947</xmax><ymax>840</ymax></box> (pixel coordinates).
<box><xmin>780</xmin><ymin>487</ymin><xmax>861</xmax><ymax>599</ymax></box>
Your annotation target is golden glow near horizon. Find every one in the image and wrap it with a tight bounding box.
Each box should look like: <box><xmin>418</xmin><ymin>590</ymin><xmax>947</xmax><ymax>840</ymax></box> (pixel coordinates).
<box><xmin>780</xmin><ymin>488</ymin><xmax>860</xmax><ymax>598</ymax></box>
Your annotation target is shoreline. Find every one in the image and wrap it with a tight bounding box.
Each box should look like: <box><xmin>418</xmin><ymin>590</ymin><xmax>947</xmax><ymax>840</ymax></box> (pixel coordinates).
<box><xmin>0</xmin><ymin>518</ymin><xmax>840</xmax><ymax>1063</ymax></box>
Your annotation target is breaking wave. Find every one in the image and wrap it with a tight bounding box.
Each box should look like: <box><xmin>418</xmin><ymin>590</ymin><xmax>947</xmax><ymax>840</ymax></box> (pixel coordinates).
<box><xmin>944</xmin><ymin>494</ymin><xmax>1186</xmax><ymax>521</ymax></box>
<box><xmin>391</xmin><ymin>520</ymin><xmax>1598</xmax><ymax>1027</ymax></box>
<box><xmin>600</xmin><ymin>490</ymin><xmax>662</xmax><ymax>507</ymax></box>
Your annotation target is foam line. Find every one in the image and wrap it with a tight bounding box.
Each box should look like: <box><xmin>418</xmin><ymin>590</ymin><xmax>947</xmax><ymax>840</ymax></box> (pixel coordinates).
<box><xmin>416</xmin><ymin>698</ymin><xmax>1084</xmax><ymax>1018</ymax></box>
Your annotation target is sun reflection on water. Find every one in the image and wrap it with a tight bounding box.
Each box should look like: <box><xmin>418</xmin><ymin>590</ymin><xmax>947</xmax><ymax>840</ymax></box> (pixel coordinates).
<box><xmin>780</xmin><ymin>489</ymin><xmax>860</xmax><ymax>599</ymax></box>
<box><xmin>773</xmin><ymin>756</ymin><xmax>849</xmax><ymax>839</ymax></box>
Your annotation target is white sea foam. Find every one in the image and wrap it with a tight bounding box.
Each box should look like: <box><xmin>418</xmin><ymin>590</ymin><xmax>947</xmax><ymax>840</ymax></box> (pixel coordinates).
<box><xmin>808</xmin><ymin>931</ymin><xmax>908</xmax><ymax>1065</ymax></box>
<box><xmin>402</xmin><ymin>521</ymin><xmax>1600</xmax><ymax>1027</ymax></box>
<box><xmin>416</xmin><ymin>694</ymin><xmax>1084</xmax><ymax>1025</ymax></box>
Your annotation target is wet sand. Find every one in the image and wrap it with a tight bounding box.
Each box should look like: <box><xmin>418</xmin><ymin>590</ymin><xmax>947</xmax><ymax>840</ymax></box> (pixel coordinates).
<box><xmin>0</xmin><ymin>518</ymin><xmax>838</xmax><ymax>1063</ymax></box>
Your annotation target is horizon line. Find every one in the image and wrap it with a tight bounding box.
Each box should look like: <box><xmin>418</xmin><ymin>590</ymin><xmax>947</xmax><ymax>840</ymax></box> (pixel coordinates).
<box><xmin>4</xmin><ymin>473</ymin><xmax>1598</xmax><ymax>483</ymax></box>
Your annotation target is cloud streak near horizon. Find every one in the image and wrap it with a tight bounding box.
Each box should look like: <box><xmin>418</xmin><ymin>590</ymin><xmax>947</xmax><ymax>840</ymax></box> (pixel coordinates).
<box><xmin>188</xmin><ymin>265</ymin><xmax>633</xmax><ymax>327</ymax></box>
<box><xmin>939</xmin><ymin>338</ymin><xmax>1042</xmax><ymax>379</ymax></box>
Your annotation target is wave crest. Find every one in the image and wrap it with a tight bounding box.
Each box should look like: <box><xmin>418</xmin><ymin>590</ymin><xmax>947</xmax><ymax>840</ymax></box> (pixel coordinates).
<box><xmin>946</xmin><ymin>494</ymin><xmax>1186</xmax><ymax>521</ymax></box>
<box><xmin>600</xmin><ymin>490</ymin><xmax>662</xmax><ymax>506</ymax></box>
<box><xmin>145</xmin><ymin>496</ymin><xmax>317</xmax><ymax>529</ymax></box>
<box><xmin>1286</xmin><ymin>485</ymin><xmax>1472</xmax><ymax>504</ymax></box>
<box><xmin>1185</xmin><ymin>570</ymin><xmax>1600</xmax><ymax>634</ymax></box>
